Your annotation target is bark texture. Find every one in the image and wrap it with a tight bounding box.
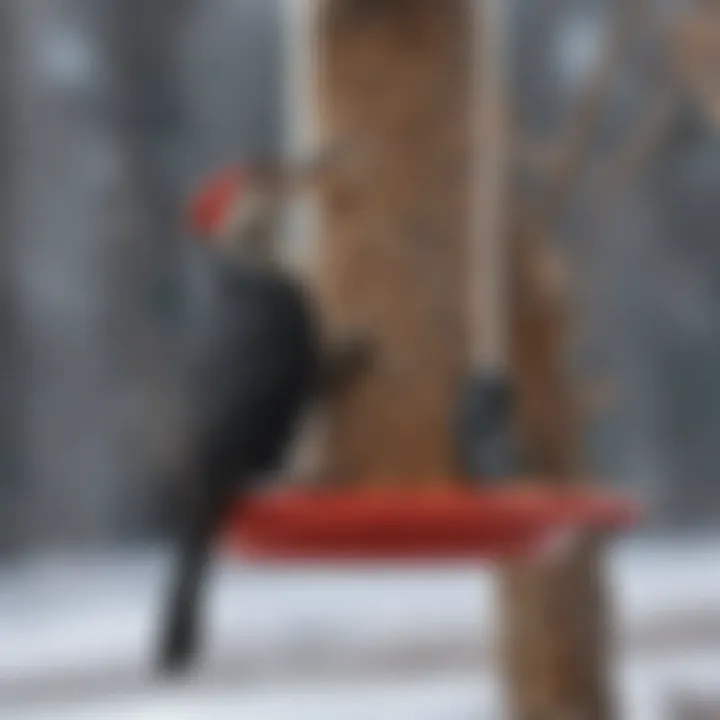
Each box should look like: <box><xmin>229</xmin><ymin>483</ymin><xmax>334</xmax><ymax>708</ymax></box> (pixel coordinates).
<box><xmin>317</xmin><ymin>0</ymin><xmax>473</xmax><ymax>482</ymax></box>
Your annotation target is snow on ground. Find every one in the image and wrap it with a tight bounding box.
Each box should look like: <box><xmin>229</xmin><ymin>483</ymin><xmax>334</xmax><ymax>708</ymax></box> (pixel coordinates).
<box><xmin>1</xmin><ymin>537</ymin><xmax>718</xmax><ymax>718</ymax></box>
<box><xmin>2</xmin><ymin>537</ymin><xmax>719</xmax><ymax>680</ymax></box>
<box><xmin>6</xmin><ymin>653</ymin><xmax>720</xmax><ymax>720</ymax></box>
<box><xmin>4</xmin><ymin>673</ymin><xmax>500</xmax><ymax>720</ymax></box>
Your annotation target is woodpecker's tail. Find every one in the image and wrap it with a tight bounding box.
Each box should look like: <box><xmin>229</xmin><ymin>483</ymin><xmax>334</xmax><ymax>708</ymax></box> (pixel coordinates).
<box><xmin>157</xmin><ymin>480</ymin><xmax>235</xmax><ymax>675</ymax></box>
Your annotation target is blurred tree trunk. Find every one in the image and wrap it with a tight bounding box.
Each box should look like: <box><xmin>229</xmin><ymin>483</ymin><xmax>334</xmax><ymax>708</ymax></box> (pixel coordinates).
<box><xmin>10</xmin><ymin>0</ymin><xmax>130</xmax><ymax>546</ymax></box>
<box><xmin>106</xmin><ymin>0</ymin><xmax>191</xmax><ymax>537</ymax></box>
<box><xmin>317</xmin><ymin>1</ymin><xmax>611</xmax><ymax>717</ymax></box>
<box><xmin>0</xmin><ymin>0</ymin><xmax>22</xmax><ymax>555</ymax></box>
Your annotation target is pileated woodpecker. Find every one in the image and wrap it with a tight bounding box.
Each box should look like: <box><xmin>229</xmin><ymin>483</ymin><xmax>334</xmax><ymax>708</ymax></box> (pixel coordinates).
<box><xmin>158</xmin><ymin>153</ymin><xmax>370</xmax><ymax>674</ymax></box>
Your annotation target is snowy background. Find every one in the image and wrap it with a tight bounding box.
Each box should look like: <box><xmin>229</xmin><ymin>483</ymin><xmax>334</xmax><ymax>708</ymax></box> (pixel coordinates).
<box><xmin>2</xmin><ymin>0</ymin><xmax>720</xmax><ymax>717</ymax></box>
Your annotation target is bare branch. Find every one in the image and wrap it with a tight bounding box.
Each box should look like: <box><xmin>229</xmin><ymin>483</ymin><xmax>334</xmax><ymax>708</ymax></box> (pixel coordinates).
<box><xmin>541</xmin><ymin>0</ymin><xmax>650</xmax><ymax>221</ymax></box>
<box><xmin>669</xmin><ymin>1</ymin><xmax>720</xmax><ymax>129</ymax></box>
<box><xmin>596</xmin><ymin>90</ymin><xmax>676</xmax><ymax>204</ymax></box>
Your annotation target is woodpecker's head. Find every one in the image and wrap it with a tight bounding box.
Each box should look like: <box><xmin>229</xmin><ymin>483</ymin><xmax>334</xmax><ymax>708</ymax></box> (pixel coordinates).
<box><xmin>187</xmin><ymin>161</ymin><xmax>287</xmax><ymax>267</ymax></box>
<box><xmin>187</xmin><ymin>143</ymin><xmax>354</xmax><ymax>268</ymax></box>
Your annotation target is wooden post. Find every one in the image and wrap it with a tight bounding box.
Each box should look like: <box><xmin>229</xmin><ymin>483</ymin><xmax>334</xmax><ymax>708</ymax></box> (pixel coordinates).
<box><xmin>316</xmin><ymin>0</ymin><xmax>473</xmax><ymax>482</ymax></box>
<box><xmin>314</xmin><ymin>1</ymin><xmax>611</xmax><ymax>717</ymax></box>
<box><xmin>502</xmin><ymin>219</ymin><xmax>613</xmax><ymax>720</ymax></box>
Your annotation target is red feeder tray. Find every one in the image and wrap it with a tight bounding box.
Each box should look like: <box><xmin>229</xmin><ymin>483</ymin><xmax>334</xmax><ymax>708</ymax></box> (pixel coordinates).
<box><xmin>223</xmin><ymin>484</ymin><xmax>641</xmax><ymax>563</ymax></box>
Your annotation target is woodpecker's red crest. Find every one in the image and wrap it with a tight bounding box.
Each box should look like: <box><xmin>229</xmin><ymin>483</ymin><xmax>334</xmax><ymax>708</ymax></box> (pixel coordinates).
<box><xmin>188</xmin><ymin>166</ymin><xmax>246</xmax><ymax>237</ymax></box>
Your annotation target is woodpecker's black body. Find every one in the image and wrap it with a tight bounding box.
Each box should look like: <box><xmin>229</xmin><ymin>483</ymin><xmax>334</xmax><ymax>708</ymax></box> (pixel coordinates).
<box><xmin>159</xmin><ymin>261</ymin><xmax>322</xmax><ymax>673</ymax></box>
